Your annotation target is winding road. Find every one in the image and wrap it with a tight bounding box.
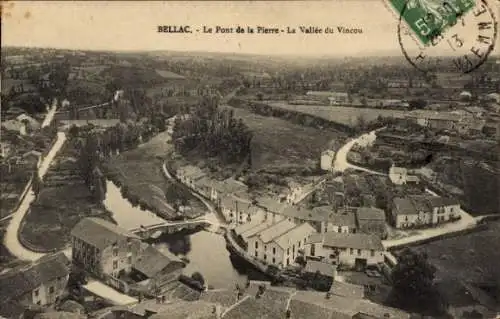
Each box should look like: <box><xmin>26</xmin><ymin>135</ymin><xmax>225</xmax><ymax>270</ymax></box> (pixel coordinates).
<box><xmin>333</xmin><ymin>128</ymin><xmax>386</xmax><ymax>176</ymax></box>
<box><xmin>3</xmin><ymin>132</ymin><xmax>67</xmax><ymax>261</ymax></box>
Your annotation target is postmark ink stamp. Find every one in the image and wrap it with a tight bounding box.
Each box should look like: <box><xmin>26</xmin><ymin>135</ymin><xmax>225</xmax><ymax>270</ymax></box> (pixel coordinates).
<box><xmin>387</xmin><ymin>0</ymin><xmax>498</xmax><ymax>74</ymax></box>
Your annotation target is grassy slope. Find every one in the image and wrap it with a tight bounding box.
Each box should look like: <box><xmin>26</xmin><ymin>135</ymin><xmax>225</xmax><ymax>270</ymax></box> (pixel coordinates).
<box><xmin>222</xmin><ymin>105</ymin><xmax>346</xmax><ymax>172</ymax></box>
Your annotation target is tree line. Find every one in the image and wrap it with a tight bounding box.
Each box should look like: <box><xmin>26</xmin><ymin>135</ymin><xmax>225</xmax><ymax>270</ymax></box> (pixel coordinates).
<box><xmin>172</xmin><ymin>95</ymin><xmax>253</xmax><ymax>164</ymax></box>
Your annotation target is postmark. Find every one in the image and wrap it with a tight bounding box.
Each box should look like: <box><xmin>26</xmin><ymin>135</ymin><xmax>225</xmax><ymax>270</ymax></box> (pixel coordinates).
<box><xmin>388</xmin><ymin>0</ymin><xmax>498</xmax><ymax>74</ymax></box>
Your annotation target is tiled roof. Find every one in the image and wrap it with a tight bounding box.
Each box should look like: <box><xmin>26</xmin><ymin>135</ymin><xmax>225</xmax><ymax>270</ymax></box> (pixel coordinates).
<box><xmin>133</xmin><ymin>245</ymin><xmax>183</xmax><ymax>278</ymax></box>
<box><xmin>70</xmin><ymin>217</ymin><xmax>140</xmax><ymax>250</ymax></box>
<box><xmin>258</xmin><ymin>219</ymin><xmax>297</xmax><ymax>244</ymax></box>
<box><xmin>290</xmin><ymin>290</ymin><xmax>410</xmax><ymax>318</ymax></box>
<box><xmin>426</xmin><ymin>196</ymin><xmax>460</xmax><ymax>208</ymax></box>
<box><xmin>356</xmin><ymin>207</ymin><xmax>385</xmax><ymax>221</ymax></box>
<box><xmin>256</xmin><ymin>197</ymin><xmax>287</xmax><ymax>214</ymax></box>
<box><xmin>0</xmin><ymin>252</ymin><xmax>70</xmax><ymax>303</ymax></box>
<box><xmin>273</xmin><ymin>223</ymin><xmax>317</xmax><ymax>250</ymax></box>
<box><xmin>200</xmin><ymin>289</ymin><xmax>238</xmax><ymax>309</ymax></box>
<box><xmin>220</xmin><ymin>195</ymin><xmax>252</xmax><ymax>214</ymax></box>
<box><xmin>221</xmin><ymin>296</ymin><xmax>283</xmax><ymax>319</ymax></box>
<box><xmin>330</xmin><ymin>281</ymin><xmax>365</xmax><ymax>299</ymax></box>
<box><xmin>392</xmin><ymin>197</ymin><xmax>417</xmax><ymax>216</ymax></box>
<box><xmin>237</xmin><ymin>220</ymin><xmax>275</xmax><ymax>240</ymax></box>
<box><xmin>136</xmin><ymin>300</ymin><xmax>218</xmax><ymax>319</ymax></box>
<box><xmin>305</xmin><ymin>260</ymin><xmax>336</xmax><ymax>277</ymax></box>
<box><xmin>322</xmin><ymin>232</ymin><xmax>385</xmax><ymax>251</ymax></box>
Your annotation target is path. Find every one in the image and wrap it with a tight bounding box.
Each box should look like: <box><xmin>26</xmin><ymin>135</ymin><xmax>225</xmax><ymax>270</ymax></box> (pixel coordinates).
<box><xmin>382</xmin><ymin>188</ymin><xmax>477</xmax><ymax>249</ymax></box>
<box><xmin>82</xmin><ymin>280</ymin><xmax>138</xmax><ymax>306</ymax></box>
<box><xmin>41</xmin><ymin>98</ymin><xmax>58</xmax><ymax>128</ymax></box>
<box><xmin>333</xmin><ymin>128</ymin><xmax>386</xmax><ymax>176</ymax></box>
<box><xmin>3</xmin><ymin>132</ymin><xmax>67</xmax><ymax>261</ymax></box>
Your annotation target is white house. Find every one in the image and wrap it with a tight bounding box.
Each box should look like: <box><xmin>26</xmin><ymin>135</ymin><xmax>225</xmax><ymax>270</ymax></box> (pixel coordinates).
<box><xmin>241</xmin><ymin>219</ymin><xmax>317</xmax><ymax>268</ymax></box>
<box><xmin>388</xmin><ymin>165</ymin><xmax>420</xmax><ymax>185</ymax></box>
<box><xmin>220</xmin><ymin>194</ymin><xmax>261</xmax><ymax>225</ymax></box>
<box><xmin>321</xmin><ymin>150</ymin><xmax>335</xmax><ymax>171</ymax></box>
<box><xmin>176</xmin><ymin>165</ymin><xmax>206</xmax><ymax>189</ymax></box>
<box><xmin>391</xmin><ymin>196</ymin><xmax>461</xmax><ymax>229</ymax></box>
<box><xmin>305</xmin><ymin>232</ymin><xmax>385</xmax><ymax>270</ymax></box>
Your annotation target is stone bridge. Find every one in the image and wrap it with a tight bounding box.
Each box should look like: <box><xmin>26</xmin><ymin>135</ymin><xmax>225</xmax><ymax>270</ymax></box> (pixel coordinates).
<box><xmin>129</xmin><ymin>218</ymin><xmax>217</xmax><ymax>239</ymax></box>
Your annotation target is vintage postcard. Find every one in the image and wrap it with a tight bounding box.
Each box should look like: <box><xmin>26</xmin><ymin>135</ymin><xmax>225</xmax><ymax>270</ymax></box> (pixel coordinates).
<box><xmin>1</xmin><ymin>1</ymin><xmax>499</xmax><ymax>319</ymax></box>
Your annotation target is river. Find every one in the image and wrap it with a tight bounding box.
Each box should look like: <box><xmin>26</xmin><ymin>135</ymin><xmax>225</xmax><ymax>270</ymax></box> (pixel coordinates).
<box><xmin>104</xmin><ymin>180</ymin><xmax>266</xmax><ymax>288</ymax></box>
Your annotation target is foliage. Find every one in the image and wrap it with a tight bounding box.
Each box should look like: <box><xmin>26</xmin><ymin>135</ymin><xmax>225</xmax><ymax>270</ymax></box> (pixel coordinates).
<box><xmin>408</xmin><ymin>99</ymin><xmax>427</xmax><ymax>110</ymax></box>
<box><xmin>388</xmin><ymin>248</ymin><xmax>448</xmax><ymax>316</ymax></box>
<box><xmin>172</xmin><ymin>96</ymin><xmax>253</xmax><ymax>164</ymax></box>
<box><xmin>191</xmin><ymin>271</ymin><xmax>205</xmax><ymax>286</ymax></box>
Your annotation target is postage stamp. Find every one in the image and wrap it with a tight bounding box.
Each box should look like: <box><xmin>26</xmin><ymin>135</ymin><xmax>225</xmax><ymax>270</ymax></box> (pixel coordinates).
<box><xmin>386</xmin><ymin>0</ymin><xmax>498</xmax><ymax>74</ymax></box>
<box><xmin>389</xmin><ymin>0</ymin><xmax>476</xmax><ymax>45</ymax></box>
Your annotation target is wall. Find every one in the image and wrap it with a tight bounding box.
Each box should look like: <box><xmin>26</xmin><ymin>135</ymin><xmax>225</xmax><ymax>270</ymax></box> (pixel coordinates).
<box><xmin>335</xmin><ymin>247</ymin><xmax>384</xmax><ymax>267</ymax></box>
<box><xmin>100</xmin><ymin>238</ymin><xmax>142</xmax><ymax>277</ymax></box>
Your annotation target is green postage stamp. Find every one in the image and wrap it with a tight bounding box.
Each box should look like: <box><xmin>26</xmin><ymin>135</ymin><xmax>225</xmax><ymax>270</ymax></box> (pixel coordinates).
<box><xmin>388</xmin><ymin>0</ymin><xmax>476</xmax><ymax>45</ymax></box>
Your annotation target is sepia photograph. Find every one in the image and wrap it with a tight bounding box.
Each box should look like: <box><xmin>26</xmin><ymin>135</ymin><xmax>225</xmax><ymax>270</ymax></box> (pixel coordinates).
<box><xmin>1</xmin><ymin>1</ymin><xmax>499</xmax><ymax>318</ymax></box>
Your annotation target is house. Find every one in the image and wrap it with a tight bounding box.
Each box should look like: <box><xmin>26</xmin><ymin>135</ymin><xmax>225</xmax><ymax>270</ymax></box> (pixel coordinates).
<box><xmin>305</xmin><ymin>232</ymin><xmax>385</xmax><ymax>270</ymax></box>
<box><xmin>130</xmin><ymin>245</ymin><xmax>185</xmax><ymax>289</ymax></box>
<box><xmin>70</xmin><ymin>217</ymin><xmax>142</xmax><ymax>278</ymax></box>
<box><xmin>245</xmin><ymin>219</ymin><xmax>317</xmax><ymax>268</ymax></box>
<box><xmin>391</xmin><ymin>195</ymin><xmax>461</xmax><ymax>229</ymax></box>
<box><xmin>305</xmin><ymin>91</ymin><xmax>348</xmax><ymax>105</ymax></box>
<box><xmin>388</xmin><ymin>165</ymin><xmax>419</xmax><ymax>185</ymax></box>
<box><xmin>200</xmin><ymin>178</ymin><xmax>248</xmax><ymax>203</ymax></box>
<box><xmin>321</xmin><ymin>150</ymin><xmax>335</xmax><ymax>171</ymax></box>
<box><xmin>355</xmin><ymin>207</ymin><xmax>388</xmax><ymax>239</ymax></box>
<box><xmin>176</xmin><ymin>166</ymin><xmax>206</xmax><ymax>189</ymax></box>
<box><xmin>0</xmin><ymin>252</ymin><xmax>70</xmax><ymax>318</ymax></box>
<box><xmin>310</xmin><ymin>206</ymin><xmax>358</xmax><ymax>234</ymax></box>
<box><xmin>220</xmin><ymin>194</ymin><xmax>260</xmax><ymax>225</ymax></box>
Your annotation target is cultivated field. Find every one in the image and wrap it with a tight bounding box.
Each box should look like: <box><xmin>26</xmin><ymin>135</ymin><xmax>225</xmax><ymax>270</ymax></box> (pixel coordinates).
<box><xmin>223</xmin><ymin>106</ymin><xmax>347</xmax><ymax>172</ymax></box>
<box><xmin>265</xmin><ymin>101</ymin><xmax>408</xmax><ymax>127</ymax></box>
<box><xmin>412</xmin><ymin>220</ymin><xmax>500</xmax><ymax>285</ymax></box>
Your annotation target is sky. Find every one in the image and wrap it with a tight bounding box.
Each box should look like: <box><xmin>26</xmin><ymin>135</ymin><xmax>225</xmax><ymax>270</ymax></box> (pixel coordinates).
<box><xmin>1</xmin><ymin>0</ymin><xmax>498</xmax><ymax>56</ymax></box>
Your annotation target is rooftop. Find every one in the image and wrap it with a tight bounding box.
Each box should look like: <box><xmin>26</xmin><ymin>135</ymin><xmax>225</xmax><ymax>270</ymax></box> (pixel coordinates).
<box><xmin>392</xmin><ymin>197</ymin><xmax>417</xmax><ymax>216</ymax></box>
<box><xmin>290</xmin><ymin>290</ymin><xmax>410</xmax><ymax>318</ymax></box>
<box><xmin>330</xmin><ymin>281</ymin><xmax>365</xmax><ymax>299</ymax></box>
<box><xmin>70</xmin><ymin>217</ymin><xmax>140</xmax><ymax>250</ymax></box>
<box><xmin>257</xmin><ymin>219</ymin><xmax>297</xmax><ymax>244</ymax></box>
<box><xmin>0</xmin><ymin>252</ymin><xmax>70</xmax><ymax>304</ymax></box>
<box><xmin>256</xmin><ymin>196</ymin><xmax>288</xmax><ymax>214</ymax></box>
<box><xmin>236</xmin><ymin>219</ymin><xmax>275</xmax><ymax>240</ymax></box>
<box><xmin>133</xmin><ymin>245</ymin><xmax>184</xmax><ymax>278</ymax></box>
<box><xmin>356</xmin><ymin>207</ymin><xmax>386</xmax><ymax>221</ymax></box>
<box><xmin>304</xmin><ymin>260</ymin><xmax>336</xmax><ymax>277</ymax></box>
<box><xmin>273</xmin><ymin>222</ymin><xmax>317</xmax><ymax>250</ymax></box>
<box><xmin>312</xmin><ymin>232</ymin><xmax>385</xmax><ymax>251</ymax></box>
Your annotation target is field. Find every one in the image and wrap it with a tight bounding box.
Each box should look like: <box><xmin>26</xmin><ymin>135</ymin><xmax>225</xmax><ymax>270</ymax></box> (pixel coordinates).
<box><xmin>19</xmin><ymin>141</ymin><xmax>112</xmax><ymax>251</ymax></box>
<box><xmin>104</xmin><ymin>130</ymin><xmax>206</xmax><ymax>219</ymax></box>
<box><xmin>265</xmin><ymin>102</ymin><xmax>408</xmax><ymax>127</ymax></box>
<box><xmin>223</xmin><ymin>106</ymin><xmax>347</xmax><ymax>172</ymax></box>
<box><xmin>411</xmin><ymin>220</ymin><xmax>500</xmax><ymax>290</ymax></box>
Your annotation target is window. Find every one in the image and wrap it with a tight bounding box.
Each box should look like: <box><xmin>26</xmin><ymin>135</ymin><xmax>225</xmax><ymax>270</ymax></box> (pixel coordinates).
<box><xmin>273</xmin><ymin>247</ymin><xmax>276</xmax><ymax>254</ymax></box>
<box><xmin>34</xmin><ymin>289</ymin><xmax>39</xmax><ymax>297</ymax></box>
<box><xmin>329</xmin><ymin>254</ymin><xmax>336</xmax><ymax>259</ymax></box>
<box><xmin>264</xmin><ymin>254</ymin><xmax>267</xmax><ymax>260</ymax></box>
<box><xmin>264</xmin><ymin>245</ymin><xmax>267</xmax><ymax>251</ymax></box>
<box><xmin>113</xmin><ymin>244</ymin><xmax>119</xmax><ymax>257</ymax></box>
<box><xmin>286</xmin><ymin>258</ymin><xmax>290</xmax><ymax>266</ymax></box>
<box><xmin>255</xmin><ymin>251</ymin><xmax>258</xmax><ymax>257</ymax></box>
<box><xmin>350</xmin><ymin>248</ymin><xmax>354</xmax><ymax>255</ymax></box>
<box><xmin>113</xmin><ymin>260</ymin><xmax>118</xmax><ymax>269</ymax></box>
<box><xmin>49</xmin><ymin>286</ymin><xmax>55</xmax><ymax>294</ymax></box>
<box><xmin>337</xmin><ymin>226</ymin><xmax>341</xmax><ymax>232</ymax></box>
<box><xmin>272</xmin><ymin>257</ymin><xmax>276</xmax><ymax>264</ymax></box>
<box><xmin>371</xmin><ymin>250</ymin><xmax>375</xmax><ymax>257</ymax></box>
<box><xmin>287</xmin><ymin>248</ymin><xmax>290</xmax><ymax>255</ymax></box>
<box><xmin>357</xmin><ymin>249</ymin><xmax>361</xmax><ymax>256</ymax></box>
<box><xmin>311</xmin><ymin>244</ymin><xmax>316</xmax><ymax>257</ymax></box>
<box><xmin>292</xmin><ymin>245</ymin><xmax>295</xmax><ymax>253</ymax></box>
<box><xmin>298</xmin><ymin>241</ymin><xmax>301</xmax><ymax>248</ymax></box>
<box><xmin>255</xmin><ymin>242</ymin><xmax>258</xmax><ymax>249</ymax></box>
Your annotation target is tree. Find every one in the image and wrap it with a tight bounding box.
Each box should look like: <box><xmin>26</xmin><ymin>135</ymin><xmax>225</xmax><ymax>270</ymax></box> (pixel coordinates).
<box><xmin>409</xmin><ymin>99</ymin><xmax>427</xmax><ymax>110</ymax></box>
<box><xmin>388</xmin><ymin>248</ymin><xmax>447</xmax><ymax>316</ymax></box>
<box><xmin>191</xmin><ymin>272</ymin><xmax>205</xmax><ymax>287</ymax></box>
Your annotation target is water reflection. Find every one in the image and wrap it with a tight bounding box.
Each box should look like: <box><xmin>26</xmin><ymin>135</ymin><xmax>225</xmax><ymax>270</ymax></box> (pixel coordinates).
<box><xmin>103</xmin><ymin>180</ymin><xmax>268</xmax><ymax>288</ymax></box>
<box><xmin>152</xmin><ymin>230</ymin><xmax>269</xmax><ymax>288</ymax></box>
